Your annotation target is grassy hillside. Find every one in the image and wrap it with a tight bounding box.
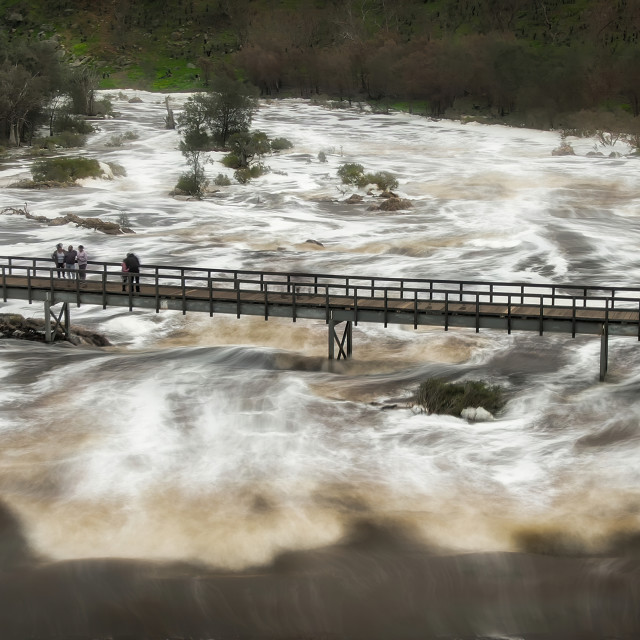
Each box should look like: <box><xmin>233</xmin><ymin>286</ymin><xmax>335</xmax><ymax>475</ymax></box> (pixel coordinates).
<box><xmin>1</xmin><ymin>0</ymin><xmax>638</xmax><ymax>92</ymax></box>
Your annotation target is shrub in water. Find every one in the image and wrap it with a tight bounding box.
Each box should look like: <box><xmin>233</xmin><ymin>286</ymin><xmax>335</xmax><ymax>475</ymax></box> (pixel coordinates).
<box><xmin>234</xmin><ymin>164</ymin><xmax>267</xmax><ymax>184</ymax></box>
<box><xmin>175</xmin><ymin>172</ymin><xmax>206</xmax><ymax>195</ymax></box>
<box><xmin>213</xmin><ymin>173</ymin><xmax>231</xmax><ymax>186</ymax></box>
<box><xmin>337</xmin><ymin>162</ymin><xmax>366</xmax><ymax>186</ymax></box>
<box><xmin>31</xmin><ymin>157</ymin><xmax>102</xmax><ymax>183</ymax></box>
<box><xmin>34</xmin><ymin>132</ymin><xmax>87</xmax><ymax>149</ymax></box>
<box><xmin>270</xmin><ymin>137</ymin><xmax>293</xmax><ymax>151</ymax></box>
<box><xmin>364</xmin><ymin>171</ymin><xmax>398</xmax><ymax>191</ymax></box>
<box><xmin>221</xmin><ymin>153</ymin><xmax>242</xmax><ymax>169</ymax></box>
<box><xmin>415</xmin><ymin>378</ymin><xmax>505</xmax><ymax>417</ymax></box>
<box><xmin>318</xmin><ymin>151</ymin><xmax>327</xmax><ymax>163</ymax></box>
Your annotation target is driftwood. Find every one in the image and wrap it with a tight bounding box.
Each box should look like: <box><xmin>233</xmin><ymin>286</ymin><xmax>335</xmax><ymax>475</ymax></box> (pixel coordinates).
<box><xmin>1</xmin><ymin>204</ymin><xmax>134</xmax><ymax>234</ymax></box>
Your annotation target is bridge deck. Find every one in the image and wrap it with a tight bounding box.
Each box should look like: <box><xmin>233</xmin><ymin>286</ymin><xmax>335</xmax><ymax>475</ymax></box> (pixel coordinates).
<box><xmin>3</xmin><ymin>273</ymin><xmax>639</xmax><ymax>337</ymax></box>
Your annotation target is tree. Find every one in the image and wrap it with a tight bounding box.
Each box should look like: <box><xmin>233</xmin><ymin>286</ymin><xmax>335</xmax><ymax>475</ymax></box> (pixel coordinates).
<box><xmin>208</xmin><ymin>76</ymin><xmax>258</xmax><ymax>147</ymax></box>
<box><xmin>67</xmin><ymin>66</ymin><xmax>99</xmax><ymax>115</ymax></box>
<box><xmin>177</xmin><ymin>128</ymin><xmax>210</xmax><ymax>196</ymax></box>
<box><xmin>227</xmin><ymin>130</ymin><xmax>271</xmax><ymax>168</ymax></box>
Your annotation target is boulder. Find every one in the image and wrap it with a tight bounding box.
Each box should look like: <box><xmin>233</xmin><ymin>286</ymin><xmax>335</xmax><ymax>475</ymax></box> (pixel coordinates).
<box><xmin>461</xmin><ymin>407</ymin><xmax>494</xmax><ymax>422</ymax></box>
<box><xmin>368</xmin><ymin>197</ymin><xmax>413</xmax><ymax>212</ymax></box>
<box><xmin>0</xmin><ymin>314</ymin><xmax>111</xmax><ymax>346</ymax></box>
<box><xmin>551</xmin><ymin>142</ymin><xmax>575</xmax><ymax>156</ymax></box>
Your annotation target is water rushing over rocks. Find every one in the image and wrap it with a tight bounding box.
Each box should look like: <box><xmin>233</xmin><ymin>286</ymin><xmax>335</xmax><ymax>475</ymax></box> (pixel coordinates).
<box><xmin>1</xmin><ymin>92</ymin><xmax>640</xmax><ymax>638</ymax></box>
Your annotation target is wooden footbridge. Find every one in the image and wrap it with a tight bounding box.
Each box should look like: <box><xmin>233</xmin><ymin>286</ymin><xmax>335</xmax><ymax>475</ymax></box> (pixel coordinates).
<box><xmin>2</xmin><ymin>255</ymin><xmax>640</xmax><ymax>380</ymax></box>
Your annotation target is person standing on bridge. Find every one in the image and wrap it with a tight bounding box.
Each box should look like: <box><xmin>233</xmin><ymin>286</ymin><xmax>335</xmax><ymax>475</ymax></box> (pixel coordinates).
<box><xmin>51</xmin><ymin>243</ymin><xmax>66</xmax><ymax>278</ymax></box>
<box><xmin>64</xmin><ymin>245</ymin><xmax>78</xmax><ymax>279</ymax></box>
<box><xmin>77</xmin><ymin>245</ymin><xmax>88</xmax><ymax>281</ymax></box>
<box><xmin>122</xmin><ymin>252</ymin><xmax>141</xmax><ymax>292</ymax></box>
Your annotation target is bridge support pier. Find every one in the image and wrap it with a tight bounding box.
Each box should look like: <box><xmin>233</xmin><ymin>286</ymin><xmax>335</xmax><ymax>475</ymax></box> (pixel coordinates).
<box><xmin>44</xmin><ymin>294</ymin><xmax>70</xmax><ymax>343</ymax></box>
<box><xmin>600</xmin><ymin>323</ymin><xmax>609</xmax><ymax>382</ymax></box>
<box><xmin>328</xmin><ymin>318</ymin><xmax>352</xmax><ymax>360</ymax></box>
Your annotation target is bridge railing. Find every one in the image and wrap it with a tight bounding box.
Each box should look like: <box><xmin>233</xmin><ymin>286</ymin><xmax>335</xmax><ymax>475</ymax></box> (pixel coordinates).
<box><xmin>2</xmin><ymin>256</ymin><xmax>640</xmax><ymax>317</ymax></box>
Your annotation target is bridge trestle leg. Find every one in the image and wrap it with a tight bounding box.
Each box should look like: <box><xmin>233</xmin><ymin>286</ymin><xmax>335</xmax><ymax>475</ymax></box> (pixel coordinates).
<box><xmin>44</xmin><ymin>295</ymin><xmax>70</xmax><ymax>343</ymax></box>
<box><xmin>328</xmin><ymin>318</ymin><xmax>352</xmax><ymax>360</ymax></box>
<box><xmin>600</xmin><ymin>323</ymin><xmax>609</xmax><ymax>382</ymax></box>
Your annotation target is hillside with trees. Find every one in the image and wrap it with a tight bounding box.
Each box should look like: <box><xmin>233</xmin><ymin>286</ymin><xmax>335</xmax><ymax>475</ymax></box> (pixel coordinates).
<box><xmin>2</xmin><ymin>0</ymin><xmax>640</xmax><ymax>137</ymax></box>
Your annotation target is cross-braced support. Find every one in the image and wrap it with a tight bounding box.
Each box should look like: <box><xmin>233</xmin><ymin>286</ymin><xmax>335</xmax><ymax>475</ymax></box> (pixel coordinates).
<box><xmin>328</xmin><ymin>318</ymin><xmax>352</xmax><ymax>360</ymax></box>
<box><xmin>44</xmin><ymin>294</ymin><xmax>70</xmax><ymax>343</ymax></box>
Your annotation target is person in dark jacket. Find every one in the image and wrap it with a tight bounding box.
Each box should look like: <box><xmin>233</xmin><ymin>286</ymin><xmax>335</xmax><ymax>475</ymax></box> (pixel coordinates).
<box><xmin>122</xmin><ymin>252</ymin><xmax>141</xmax><ymax>292</ymax></box>
<box><xmin>64</xmin><ymin>245</ymin><xmax>78</xmax><ymax>279</ymax></box>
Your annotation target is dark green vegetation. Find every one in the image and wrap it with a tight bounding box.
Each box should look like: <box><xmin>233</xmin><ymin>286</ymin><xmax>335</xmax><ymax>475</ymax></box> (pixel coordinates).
<box><xmin>2</xmin><ymin>0</ymin><xmax>640</xmax><ymax>134</ymax></box>
<box><xmin>31</xmin><ymin>156</ymin><xmax>102</xmax><ymax>183</ymax></box>
<box><xmin>338</xmin><ymin>163</ymin><xmax>399</xmax><ymax>190</ymax></box>
<box><xmin>415</xmin><ymin>378</ymin><xmax>505</xmax><ymax>417</ymax></box>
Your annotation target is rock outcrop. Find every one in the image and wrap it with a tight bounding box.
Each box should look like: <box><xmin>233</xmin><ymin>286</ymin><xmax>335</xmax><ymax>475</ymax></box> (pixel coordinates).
<box><xmin>0</xmin><ymin>313</ymin><xmax>112</xmax><ymax>346</ymax></box>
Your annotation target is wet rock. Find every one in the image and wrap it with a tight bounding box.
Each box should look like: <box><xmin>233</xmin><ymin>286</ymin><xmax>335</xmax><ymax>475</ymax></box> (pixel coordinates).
<box><xmin>345</xmin><ymin>194</ymin><xmax>363</xmax><ymax>204</ymax></box>
<box><xmin>304</xmin><ymin>239</ymin><xmax>324</xmax><ymax>247</ymax></box>
<box><xmin>461</xmin><ymin>406</ymin><xmax>494</xmax><ymax>422</ymax></box>
<box><xmin>368</xmin><ymin>197</ymin><xmax>413</xmax><ymax>212</ymax></box>
<box><xmin>0</xmin><ymin>313</ymin><xmax>111</xmax><ymax>346</ymax></box>
<box><xmin>551</xmin><ymin>142</ymin><xmax>575</xmax><ymax>156</ymax></box>
<box><xmin>128</xmin><ymin>96</ymin><xmax>143</xmax><ymax>103</ymax></box>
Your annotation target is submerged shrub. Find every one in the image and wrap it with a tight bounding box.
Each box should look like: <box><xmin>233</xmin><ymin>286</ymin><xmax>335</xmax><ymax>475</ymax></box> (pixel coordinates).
<box><xmin>31</xmin><ymin>157</ymin><xmax>102</xmax><ymax>183</ymax></box>
<box><xmin>213</xmin><ymin>173</ymin><xmax>231</xmax><ymax>186</ymax></box>
<box><xmin>221</xmin><ymin>153</ymin><xmax>242</xmax><ymax>169</ymax></box>
<box><xmin>415</xmin><ymin>378</ymin><xmax>505</xmax><ymax>417</ymax></box>
<box><xmin>34</xmin><ymin>132</ymin><xmax>87</xmax><ymax>149</ymax></box>
<box><xmin>270</xmin><ymin>137</ymin><xmax>293</xmax><ymax>151</ymax></box>
<box><xmin>175</xmin><ymin>171</ymin><xmax>207</xmax><ymax>195</ymax></box>
<box><xmin>53</xmin><ymin>114</ymin><xmax>95</xmax><ymax>135</ymax></box>
<box><xmin>364</xmin><ymin>171</ymin><xmax>398</xmax><ymax>191</ymax></box>
<box><xmin>234</xmin><ymin>163</ymin><xmax>267</xmax><ymax>184</ymax></box>
<box><xmin>337</xmin><ymin>162</ymin><xmax>365</xmax><ymax>186</ymax></box>
<box><xmin>317</xmin><ymin>151</ymin><xmax>327</xmax><ymax>163</ymax></box>
<box><xmin>105</xmin><ymin>131</ymin><xmax>139</xmax><ymax>147</ymax></box>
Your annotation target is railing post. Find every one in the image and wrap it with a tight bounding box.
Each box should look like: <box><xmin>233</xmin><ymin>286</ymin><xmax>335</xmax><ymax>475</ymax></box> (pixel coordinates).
<box><xmin>44</xmin><ymin>293</ymin><xmax>52</xmax><ymax>343</ymax></box>
<box><xmin>444</xmin><ymin>292</ymin><xmax>449</xmax><ymax>331</ymax></box>
<box><xmin>600</xmin><ymin>322</ymin><xmax>609</xmax><ymax>382</ymax></box>
<box><xmin>353</xmin><ymin>286</ymin><xmax>358</xmax><ymax>326</ymax></box>
<box><xmin>181</xmin><ymin>268</ymin><xmax>186</xmax><ymax>315</ymax></box>
<box><xmin>155</xmin><ymin>267</ymin><xmax>160</xmax><ymax>313</ymax></box>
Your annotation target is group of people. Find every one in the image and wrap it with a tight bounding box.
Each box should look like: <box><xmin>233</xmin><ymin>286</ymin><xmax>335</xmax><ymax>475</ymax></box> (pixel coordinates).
<box><xmin>51</xmin><ymin>244</ymin><xmax>141</xmax><ymax>293</ymax></box>
<box><xmin>51</xmin><ymin>244</ymin><xmax>88</xmax><ymax>280</ymax></box>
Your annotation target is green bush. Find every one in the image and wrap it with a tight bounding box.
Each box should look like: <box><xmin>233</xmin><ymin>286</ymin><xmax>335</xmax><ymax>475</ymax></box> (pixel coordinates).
<box><xmin>234</xmin><ymin>164</ymin><xmax>267</xmax><ymax>184</ymax></box>
<box><xmin>221</xmin><ymin>153</ymin><xmax>242</xmax><ymax>169</ymax></box>
<box><xmin>270</xmin><ymin>137</ymin><xmax>293</xmax><ymax>151</ymax></box>
<box><xmin>105</xmin><ymin>131</ymin><xmax>139</xmax><ymax>147</ymax></box>
<box><xmin>31</xmin><ymin>157</ymin><xmax>102</xmax><ymax>183</ymax></box>
<box><xmin>34</xmin><ymin>132</ymin><xmax>87</xmax><ymax>149</ymax></box>
<box><xmin>53</xmin><ymin>114</ymin><xmax>95</xmax><ymax>135</ymax></box>
<box><xmin>364</xmin><ymin>171</ymin><xmax>398</xmax><ymax>191</ymax></box>
<box><xmin>415</xmin><ymin>378</ymin><xmax>505</xmax><ymax>417</ymax></box>
<box><xmin>175</xmin><ymin>172</ymin><xmax>206</xmax><ymax>195</ymax></box>
<box><xmin>213</xmin><ymin>173</ymin><xmax>231</xmax><ymax>186</ymax></box>
<box><xmin>337</xmin><ymin>162</ymin><xmax>366</xmax><ymax>186</ymax></box>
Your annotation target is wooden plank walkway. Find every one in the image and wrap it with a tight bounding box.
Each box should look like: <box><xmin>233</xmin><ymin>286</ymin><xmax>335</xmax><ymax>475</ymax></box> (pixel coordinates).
<box><xmin>2</xmin><ymin>273</ymin><xmax>639</xmax><ymax>332</ymax></box>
